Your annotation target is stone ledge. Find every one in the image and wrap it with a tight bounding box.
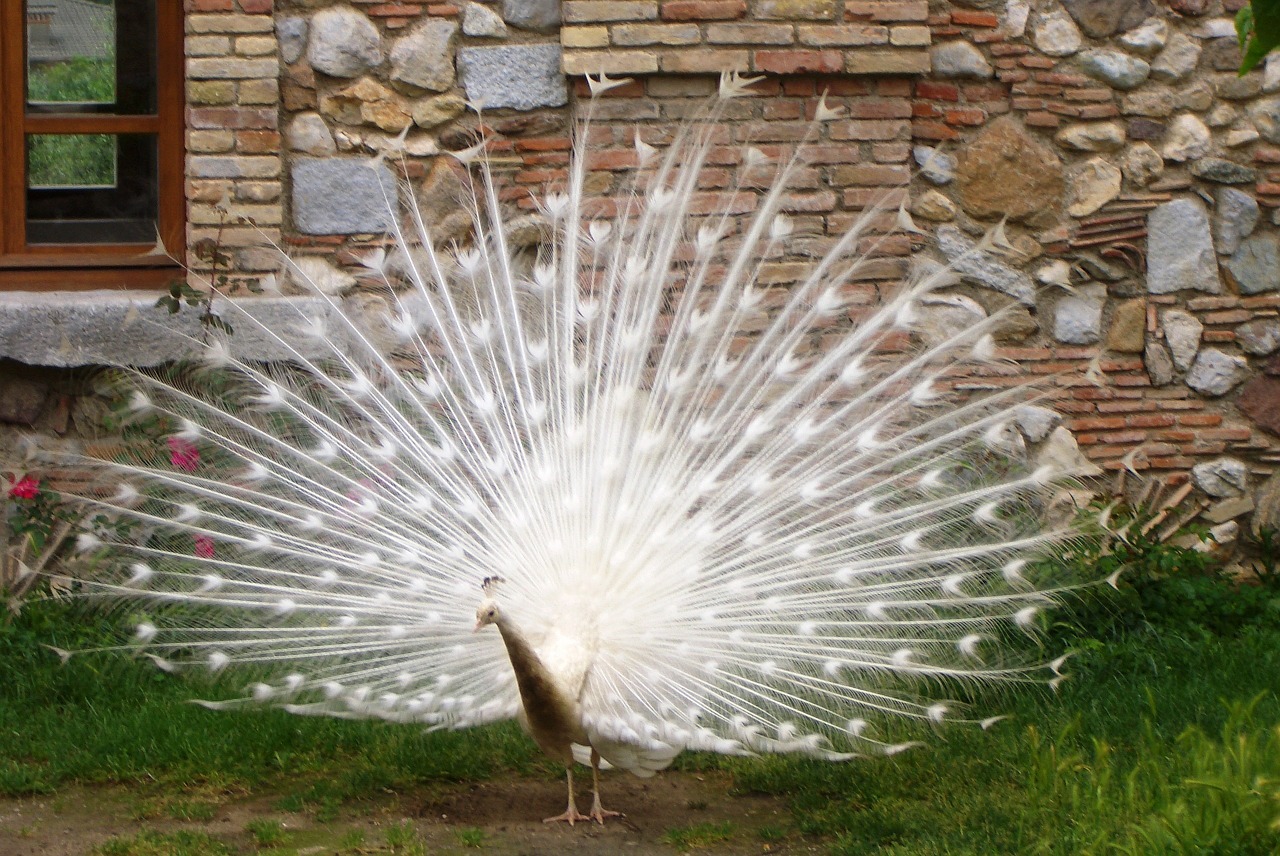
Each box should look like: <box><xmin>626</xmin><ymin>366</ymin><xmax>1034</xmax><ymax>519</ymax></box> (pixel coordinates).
<box><xmin>0</xmin><ymin>291</ymin><xmax>354</xmax><ymax>368</ymax></box>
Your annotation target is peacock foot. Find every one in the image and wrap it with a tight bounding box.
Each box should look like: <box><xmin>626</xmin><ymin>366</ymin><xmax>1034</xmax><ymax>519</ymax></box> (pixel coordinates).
<box><xmin>543</xmin><ymin>808</ymin><xmax>592</xmax><ymax>826</ymax></box>
<box><xmin>589</xmin><ymin>805</ymin><xmax>623</xmax><ymax>825</ymax></box>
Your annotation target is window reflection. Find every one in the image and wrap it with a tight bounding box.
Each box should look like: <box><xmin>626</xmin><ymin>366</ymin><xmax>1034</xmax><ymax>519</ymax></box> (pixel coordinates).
<box><xmin>25</xmin><ymin>0</ymin><xmax>156</xmax><ymax>114</ymax></box>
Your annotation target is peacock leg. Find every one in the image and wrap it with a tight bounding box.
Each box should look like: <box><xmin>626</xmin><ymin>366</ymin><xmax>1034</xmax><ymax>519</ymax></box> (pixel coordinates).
<box><xmin>543</xmin><ymin>764</ymin><xmax>589</xmax><ymax>825</ymax></box>
<box><xmin>588</xmin><ymin>748</ymin><xmax>623</xmax><ymax>824</ymax></box>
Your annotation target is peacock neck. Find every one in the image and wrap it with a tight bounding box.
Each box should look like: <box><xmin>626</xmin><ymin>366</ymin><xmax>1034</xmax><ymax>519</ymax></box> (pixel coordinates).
<box><xmin>493</xmin><ymin>614</ymin><xmax>548</xmax><ymax>683</ymax></box>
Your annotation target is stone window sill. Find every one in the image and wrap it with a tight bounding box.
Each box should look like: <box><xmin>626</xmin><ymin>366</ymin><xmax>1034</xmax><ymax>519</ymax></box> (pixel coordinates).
<box><xmin>0</xmin><ymin>290</ymin><xmax>343</xmax><ymax>368</ymax></box>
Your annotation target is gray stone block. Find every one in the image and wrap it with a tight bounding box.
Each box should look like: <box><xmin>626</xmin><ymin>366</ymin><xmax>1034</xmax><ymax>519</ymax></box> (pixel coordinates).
<box><xmin>0</xmin><ymin>293</ymin><xmax>353</xmax><ymax>368</ymax></box>
<box><xmin>1146</xmin><ymin>198</ymin><xmax>1221</xmax><ymax>294</ymax></box>
<box><xmin>291</xmin><ymin>158</ymin><xmax>397</xmax><ymax>235</ymax></box>
<box><xmin>458</xmin><ymin>44</ymin><xmax>568</xmax><ymax>111</ymax></box>
<box><xmin>502</xmin><ymin>0</ymin><xmax>561</xmax><ymax>33</ymax></box>
<box><xmin>390</xmin><ymin>19</ymin><xmax>458</xmax><ymax>93</ymax></box>
<box><xmin>935</xmin><ymin>226</ymin><xmax>1036</xmax><ymax>306</ymax></box>
<box><xmin>277</xmin><ymin>16</ymin><xmax>308</xmax><ymax>65</ymax></box>
<box><xmin>307</xmin><ymin>7</ymin><xmax>382</xmax><ymax>78</ymax></box>
<box><xmin>1226</xmin><ymin>234</ymin><xmax>1280</xmax><ymax>295</ymax></box>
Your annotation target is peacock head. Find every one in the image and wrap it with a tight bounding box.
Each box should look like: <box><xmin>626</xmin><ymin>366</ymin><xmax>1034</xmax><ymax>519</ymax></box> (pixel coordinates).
<box><xmin>474</xmin><ymin>575</ymin><xmax>505</xmax><ymax>632</ymax></box>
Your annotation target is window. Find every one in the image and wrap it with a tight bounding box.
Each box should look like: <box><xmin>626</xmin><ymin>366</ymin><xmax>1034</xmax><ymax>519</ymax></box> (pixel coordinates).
<box><xmin>0</xmin><ymin>0</ymin><xmax>183</xmax><ymax>289</ymax></box>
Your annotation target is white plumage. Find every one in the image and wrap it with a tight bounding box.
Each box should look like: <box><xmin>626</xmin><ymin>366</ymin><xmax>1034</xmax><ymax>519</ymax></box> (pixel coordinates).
<box><xmin>56</xmin><ymin>73</ymin><xmax>1080</xmax><ymax>823</ymax></box>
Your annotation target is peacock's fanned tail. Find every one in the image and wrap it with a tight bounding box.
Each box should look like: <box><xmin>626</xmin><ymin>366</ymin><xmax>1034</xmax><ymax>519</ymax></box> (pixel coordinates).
<box><xmin>54</xmin><ymin>73</ymin><xmax>1079</xmax><ymax>760</ymax></box>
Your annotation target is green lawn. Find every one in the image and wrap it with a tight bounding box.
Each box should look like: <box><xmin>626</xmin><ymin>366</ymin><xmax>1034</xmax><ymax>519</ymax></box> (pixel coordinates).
<box><xmin>2</xmin><ymin>539</ymin><xmax>1278</xmax><ymax>855</ymax></box>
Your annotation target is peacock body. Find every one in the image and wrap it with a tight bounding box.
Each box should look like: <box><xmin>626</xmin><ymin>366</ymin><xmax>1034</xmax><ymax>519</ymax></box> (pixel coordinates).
<box><xmin>53</xmin><ymin>74</ymin><xmax>1079</xmax><ymax>822</ymax></box>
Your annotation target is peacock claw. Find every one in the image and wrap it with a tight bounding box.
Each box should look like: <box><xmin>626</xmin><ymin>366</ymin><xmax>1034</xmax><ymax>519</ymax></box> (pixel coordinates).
<box><xmin>590</xmin><ymin>807</ymin><xmax>623</xmax><ymax>825</ymax></box>
<box><xmin>543</xmin><ymin>809</ymin><xmax>591</xmax><ymax>826</ymax></box>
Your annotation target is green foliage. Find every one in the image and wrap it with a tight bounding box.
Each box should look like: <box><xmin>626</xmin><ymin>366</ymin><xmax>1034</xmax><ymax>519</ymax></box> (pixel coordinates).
<box><xmin>455</xmin><ymin>826</ymin><xmax>487</xmax><ymax>848</ymax></box>
<box><xmin>662</xmin><ymin>820</ymin><xmax>736</xmax><ymax>849</ymax></box>
<box><xmin>95</xmin><ymin>830</ymin><xmax>233</xmax><ymax>856</ymax></box>
<box><xmin>1238</xmin><ymin>1</ymin><xmax>1280</xmax><ymax>74</ymax></box>
<box><xmin>27</xmin><ymin>57</ymin><xmax>114</xmax><ymax>103</ymax></box>
<box><xmin>1044</xmin><ymin>507</ymin><xmax>1280</xmax><ymax>644</ymax></box>
<box><xmin>384</xmin><ymin>820</ymin><xmax>426</xmax><ymax>855</ymax></box>
<box><xmin>245</xmin><ymin>818</ymin><xmax>286</xmax><ymax>846</ymax></box>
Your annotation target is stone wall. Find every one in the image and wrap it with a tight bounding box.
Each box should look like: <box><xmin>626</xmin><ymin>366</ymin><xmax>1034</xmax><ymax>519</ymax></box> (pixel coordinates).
<box><xmin>11</xmin><ymin>0</ymin><xmax>1280</xmax><ymax>551</ymax></box>
<box><xmin>899</xmin><ymin>0</ymin><xmax>1280</xmax><ymax>540</ymax></box>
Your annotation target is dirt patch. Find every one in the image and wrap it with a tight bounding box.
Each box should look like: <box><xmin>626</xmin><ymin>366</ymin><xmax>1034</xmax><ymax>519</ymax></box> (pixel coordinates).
<box><xmin>0</xmin><ymin>771</ymin><xmax>817</xmax><ymax>855</ymax></box>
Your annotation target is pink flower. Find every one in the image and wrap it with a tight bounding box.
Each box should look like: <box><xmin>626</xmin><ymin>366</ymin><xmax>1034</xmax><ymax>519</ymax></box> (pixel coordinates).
<box><xmin>194</xmin><ymin>534</ymin><xmax>216</xmax><ymax>558</ymax></box>
<box><xmin>167</xmin><ymin>437</ymin><xmax>200</xmax><ymax>472</ymax></box>
<box><xmin>6</xmin><ymin>474</ymin><xmax>39</xmax><ymax>500</ymax></box>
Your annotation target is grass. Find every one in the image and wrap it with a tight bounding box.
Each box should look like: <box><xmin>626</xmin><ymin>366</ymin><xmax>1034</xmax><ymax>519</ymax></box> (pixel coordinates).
<box><xmin>2</xmin><ymin>531</ymin><xmax>1279</xmax><ymax>854</ymax></box>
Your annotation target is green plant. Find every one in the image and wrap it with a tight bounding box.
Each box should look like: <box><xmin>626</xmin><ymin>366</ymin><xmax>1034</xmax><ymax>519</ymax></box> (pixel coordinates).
<box><xmin>384</xmin><ymin>819</ymin><xmax>425</xmax><ymax>855</ymax></box>
<box><xmin>1045</xmin><ymin>504</ymin><xmax>1280</xmax><ymax>645</ymax></box>
<box><xmin>455</xmin><ymin>826</ymin><xmax>486</xmax><ymax>848</ymax></box>
<box><xmin>156</xmin><ymin>201</ymin><xmax>263</xmax><ymax>338</ymax></box>
<box><xmin>1238</xmin><ymin>1</ymin><xmax>1280</xmax><ymax>74</ymax></box>
<box><xmin>662</xmin><ymin>820</ymin><xmax>735</xmax><ymax>849</ymax></box>
<box><xmin>95</xmin><ymin>830</ymin><xmax>233</xmax><ymax>856</ymax></box>
<box><xmin>245</xmin><ymin>818</ymin><xmax>286</xmax><ymax>847</ymax></box>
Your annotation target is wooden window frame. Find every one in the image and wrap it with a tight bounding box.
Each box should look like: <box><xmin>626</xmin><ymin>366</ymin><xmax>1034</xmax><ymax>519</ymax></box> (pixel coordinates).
<box><xmin>0</xmin><ymin>0</ymin><xmax>184</xmax><ymax>291</ymax></box>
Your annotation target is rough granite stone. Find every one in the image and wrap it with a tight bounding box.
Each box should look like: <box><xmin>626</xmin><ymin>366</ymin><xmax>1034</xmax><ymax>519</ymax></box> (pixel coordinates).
<box><xmin>1185</xmin><ymin>348</ymin><xmax>1247</xmax><ymax>397</ymax></box>
<box><xmin>411</xmin><ymin>93</ymin><xmax>467</xmax><ymax>129</ymax></box>
<box><xmin>0</xmin><ymin>294</ymin><xmax>357</xmax><ymax>368</ymax></box>
<box><xmin>458</xmin><ymin>44</ymin><xmax>568</xmax><ymax>111</ymax></box>
<box><xmin>913</xmin><ymin>146</ymin><xmax>955</xmax><ymax>184</ymax></box>
<box><xmin>1037</xmin><ymin>426</ymin><xmax>1102</xmax><ymax>477</ymax></box>
<box><xmin>1151</xmin><ymin>32</ymin><xmax>1201</xmax><ymax>82</ymax></box>
<box><xmin>916</xmin><ymin>294</ymin><xmax>986</xmax><ymax>347</ymax></box>
<box><xmin>1119</xmin><ymin>17</ymin><xmax>1168</xmax><ymax>56</ymax></box>
<box><xmin>1014</xmin><ymin>405</ymin><xmax>1061</xmax><ymax>443</ymax></box>
<box><xmin>1147</xmin><ymin>199</ymin><xmax>1221</xmax><ymax>294</ymax></box>
<box><xmin>1053</xmin><ymin>285</ymin><xmax>1105</xmax><ymax>344</ymax></box>
<box><xmin>1145</xmin><ymin>340</ymin><xmax>1175</xmax><ymax>386</ymax></box>
<box><xmin>911</xmin><ymin>189</ymin><xmax>956</xmax><ymax>221</ymax></box>
<box><xmin>0</xmin><ymin>376</ymin><xmax>49</xmax><ymax>425</ymax></box>
<box><xmin>1226</xmin><ymin>234</ymin><xmax>1280</xmax><ymax>295</ymax></box>
<box><xmin>277</xmin><ymin>16</ymin><xmax>308</xmax><ymax>65</ymax></box>
<box><xmin>929</xmin><ymin>41</ymin><xmax>993</xmax><ymax>79</ymax></box>
<box><xmin>1066</xmin><ymin>157</ymin><xmax>1121</xmax><ymax>217</ymax></box>
<box><xmin>1163</xmin><ymin>309</ymin><xmax>1203</xmax><ymax>371</ymax></box>
<box><xmin>1161</xmin><ymin>113</ymin><xmax>1212</xmax><ymax>162</ymax></box>
<box><xmin>1055</xmin><ymin>121</ymin><xmax>1125</xmax><ymax>151</ymax></box>
<box><xmin>307</xmin><ymin>7</ymin><xmax>382</xmax><ymax>78</ymax></box>
<box><xmin>390</xmin><ymin>20</ymin><xmax>458</xmax><ymax>93</ymax></box>
<box><xmin>285</xmin><ymin>112</ymin><xmax>336</xmax><ymax>155</ymax></box>
<box><xmin>291</xmin><ymin>158</ymin><xmax>397</xmax><ymax>235</ymax></box>
<box><xmin>502</xmin><ymin>0</ymin><xmax>561</xmax><ymax>32</ymax></box>
<box><xmin>1034</xmin><ymin>10</ymin><xmax>1083</xmax><ymax>57</ymax></box>
<box><xmin>935</xmin><ymin>225</ymin><xmax>1037</xmax><ymax>305</ymax></box>
<box><xmin>1121</xmin><ymin>86</ymin><xmax>1176</xmax><ymax>117</ymax></box>
<box><xmin>1191</xmin><ymin>458</ymin><xmax>1249</xmax><ymax>497</ymax></box>
<box><xmin>1214</xmin><ymin>187</ymin><xmax>1260</xmax><ymax>255</ymax></box>
<box><xmin>1107</xmin><ymin>298</ymin><xmax>1147</xmax><ymax>353</ymax></box>
<box><xmin>1236</xmin><ymin>319</ymin><xmax>1280</xmax><ymax>356</ymax></box>
<box><xmin>1121</xmin><ymin>142</ymin><xmax>1164</xmax><ymax>186</ymax></box>
<box><xmin>1190</xmin><ymin>158</ymin><xmax>1258</xmax><ymax>184</ymax></box>
<box><xmin>955</xmin><ymin>119</ymin><xmax>1063</xmax><ymax>221</ymax></box>
<box><xmin>463</xmin><ymin>3</ymin><xmax>508</xmax><ymax>37</ymax></box>
<box><xmin>1249</xmin><ymin>97</ymin><xmax>1280</xmax><ymax>144</ymax></box>
<box><xmin>1079</xmin><ymin>49</ymin><xmax>1150</xmax><ymax>90</ymax></box>
<box><xmin>1061</xmin><ymin>0</ymin><xmax>1155</xmax><ymax>38</ymax></box>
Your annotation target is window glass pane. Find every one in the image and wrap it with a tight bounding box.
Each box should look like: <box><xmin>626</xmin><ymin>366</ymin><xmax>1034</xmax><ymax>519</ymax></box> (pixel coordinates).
<box><xmin>25</xmin><ymin>0</ymin><xmax>157</xmax><ymax>114</ymax></box>
<box><xmin>26</xmin><ymin>133</ymin><xmax>158</xmax><ymax>244</ymax></box>
<box><xmin>27</xmin><ymin>133</ymin><xmax>117</xmax><ymax>188</ymax></box>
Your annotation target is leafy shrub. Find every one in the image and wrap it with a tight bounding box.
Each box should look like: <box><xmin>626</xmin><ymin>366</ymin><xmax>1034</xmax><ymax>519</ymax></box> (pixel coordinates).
<box><xmin>1045</xmin><ymin>506</ymin><xmax>1280</xmax><ymax>644</ymax></box>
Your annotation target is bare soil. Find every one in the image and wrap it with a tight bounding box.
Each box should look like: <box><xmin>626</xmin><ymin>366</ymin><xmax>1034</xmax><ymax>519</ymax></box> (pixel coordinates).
<box><xmin>0</xmin><ymin>771</ymin><xmax>817</xmax><ymax>855</ymax></box>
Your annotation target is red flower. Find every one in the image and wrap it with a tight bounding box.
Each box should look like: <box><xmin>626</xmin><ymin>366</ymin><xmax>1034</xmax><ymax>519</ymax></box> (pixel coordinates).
<box><xmin>194</xmin><ymin>534</ymin><xmax>215</xmax><ymax>559</ymax></box>
<box><xmin>6</xmin><ymin>474</ymin><xmax>39</xmax><ymax>500</ymax></box>
<box><xmin>167</xmin><ymin>437</ymin><xmax>200</xmax><ymax>472</ymax></box>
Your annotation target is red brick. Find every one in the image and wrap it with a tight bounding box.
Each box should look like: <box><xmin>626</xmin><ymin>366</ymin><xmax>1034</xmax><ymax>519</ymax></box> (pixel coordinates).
<box><xmin>915</xmin><ymin>80</ymin><xmax>960</xmax><ymax>101</ymax></box>
<box><xmin>235</xmin><ymin>130</ymin><xmax>280</xmax><ymax>153</ymax></box>
<box><xmin>1078</xmin><ymin>104</ymin><xmax>1120</xmax><ymax>119</ymax></box>
<box><xmin>1019</xmin><ymin>56</ymin><xmax>1056</xmax><ymax>69</ymax></box>
<box><xmin>238</xmin><ymin>0</ymin><xmax>272</xmax><ymax>11</ymax></box>
<box><xmin>913</xmin><ymin>102</ymin><xmax>940</xmax><ymax>118</ymax></box>
<box><xmin>661</xmin><ymin>0</ymin><xmax>747</xmax><ymax>19</ymax></box>
<box><xmin>951</xmin><ymin>9</ymin><xmax>998</xmax><ymax>27</ymax></box>
<box><xmin>845</xmin><ymin>1</ymin><xmax>928</xmax><ymax>22</ymax></box>
<box><xmin>944</xmin><ymin>107</ymin><xmax>985</xmax><ymax>126</ymax></box>
<box><xmin>1036</xmin><ymin>71</ymin><xmax>1090</xmax><ymax>86</ymax></box>
<box><xmin>1025</xmin><ymin>111</ymin><xmax>1060</xmax><ymax>128</ymax></box>
<box><xmin>187</xmin><ymin>0</ymin><xmax>234</xmax><ymax>10</ymax></box>
<box><xmin>847</xmin><ymin>100</ymin><xmax>913</xmax><ymax>118</ymax></box>
<box><xmin>877</xmin><ymin>78</ymin><xmax>913</xmax><ymax>97</ymax></box>
<box><xmin>754</xmin><ymin>50</ymin><xmax>843</xmax><ymax>74</ymax></box>
<box><xmin>1063</xmin><ymin>88</ymin><xmax>1113</xmax><ymax>102</ymax></box>
<box><xmin>911</xmin><ymin>119</ymin><xmax>959</xmax><ymax>140</ymax></box>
